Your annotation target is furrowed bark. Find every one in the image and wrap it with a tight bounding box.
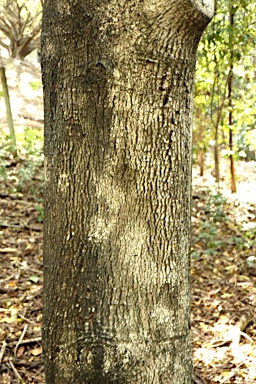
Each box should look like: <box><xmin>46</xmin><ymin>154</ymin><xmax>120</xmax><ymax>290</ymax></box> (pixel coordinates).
<box><xmin>42</xmin><ymin>1</ymin><xmax>214</xmax><ymax>382</ymax></box>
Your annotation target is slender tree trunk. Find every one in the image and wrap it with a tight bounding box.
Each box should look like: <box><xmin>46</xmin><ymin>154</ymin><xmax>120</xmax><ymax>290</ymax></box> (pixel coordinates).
<box><xmin>210</xmin><ymin>44</ymin><xmax>227</xmax><ymax>185</ymax></box>
<box><xmin>198</xmin><ymin>112</ymin><xmax>205</xmax><ymax>177</ymax></box>
<box><xmin>228</xmin><ymin>71</ymin><xmax>236</xmax><ymax>193</ymax></box>
<box><xmin>0</xmin><ymin>66</ymin><xmax>17</xmax><ymax>157</ymax></box>
<box><xmin>194</xmin><ymin>108</ymin><xmax>205</xmax><ymax>177</ymax></box>
<box><xmin>42</xmin><ymin>1</ymin><xmax>213</xmax><ymax>383</ymax></box>
<box><xmin>228</xmin><ymin>4</ymin><xmax>236</xmax><ymax>193</ymax></box>
<box><xmin>214</xmin><ymin>126</ymin><xmax>220</xmax><ymax>183</ymax></box>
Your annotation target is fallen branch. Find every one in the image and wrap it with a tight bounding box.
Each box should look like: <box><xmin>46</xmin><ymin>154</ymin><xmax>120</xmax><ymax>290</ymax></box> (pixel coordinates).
<box><xmin>229</xmin><ymin>314</ymin><xmax>254</xmax><ymax>351</ymax></box>
<box><xmin>14</xmin><ymin>323</ymin><xmax>28</xmax><ymax>357</ymax></box>
<box><xmin>9</xmin><ymin>357</ymin><xmax>24</xmax><ymax>383</ymax></box>
<box><xmin>9</xmin><ymin>336</ymin><xmax>41</xmax><ymax>346</ymax></box>
<box><xmin>0</xmin><ymin>340</ymin><xmax>7</xmax><ymax>364</ymax></box>
<box><xmin>211</xmin><ymin>313</ymin><xmax>254</xmax><ymax>348</ymax></box>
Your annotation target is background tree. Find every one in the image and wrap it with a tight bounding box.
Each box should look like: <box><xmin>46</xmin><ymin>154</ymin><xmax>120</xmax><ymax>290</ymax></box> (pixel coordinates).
<box><xmin>42</xmin><ymin>0</ymin><xmax>214</xmax><ymax>383</ymax></box>
<box><xmin>194</xmin><ymin>0</ymin><xmax>256</xmax><ymax>188</ymax></box>
<box><xmin>0</xmin><ymin>0</ymin><xmax>42</xmax><ymax>60</ymax></box>
<box><xmin>227</xmin><ymin>1</ymin><xmax>236</xmax><ymax>192</ymax></box>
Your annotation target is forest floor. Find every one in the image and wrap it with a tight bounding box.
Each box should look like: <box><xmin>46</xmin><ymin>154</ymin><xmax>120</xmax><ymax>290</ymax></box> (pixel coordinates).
<box><xmin>0</xmin><ymin>59</ymin><xmax>256</xmax><ymax>383</ymax></box>
<box><xmin>191</xmin><ymin>166</ymin><xmax>256</xmax><ymax>384</ymax></box>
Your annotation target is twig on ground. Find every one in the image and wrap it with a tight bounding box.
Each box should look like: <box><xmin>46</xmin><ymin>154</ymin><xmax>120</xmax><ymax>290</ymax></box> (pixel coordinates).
<box><xmin>0</xmin><ymin>340</ymin><xmax>7</xmax><ymax>364</ymax></box>
<box><xmin>9</xmin><ymin>336</ymin><xmax>41</xmax><ymax>347</ymax></box>
<box><xmin>9</xmin><ymin>357</ymin><xmax>24</xmax><ymax>382</ymax></box>
<box><xmin>14</xmin><ymin>324</ymin><xmax>28</xmax><ymax>357</ymax></box>
<box><xmin>219</xmin><ymin>369</ymin><xmax>238</xmax><ymax>383</ymax></box>
<box><xmin>0</xmin><ymin>273</ymin><xmax>18</xmax><ymax>283</ymax></box>
<box><xmin>19</xmin><ymin>313</ymin><xmax>38</xmax><ymax>325</ymax></box>
<box><xmin>33</xmin><ymin>364</ymin><xmax>44</xmax><ymax>378</ymax></box>
<box><xmin>230</xmin><ymin>313</ymin><xmax>254</xmax><ymax>351</ymax></box>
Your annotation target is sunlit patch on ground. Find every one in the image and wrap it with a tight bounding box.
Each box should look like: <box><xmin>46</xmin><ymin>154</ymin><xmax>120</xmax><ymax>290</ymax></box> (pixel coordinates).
<box><xmin>192</xmin><ymin>165</ymin><xmax>256</xmax><ymax>383</ymax></box>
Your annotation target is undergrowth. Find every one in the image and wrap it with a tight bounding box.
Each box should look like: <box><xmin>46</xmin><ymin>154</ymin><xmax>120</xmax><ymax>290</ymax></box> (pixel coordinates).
<box><xmin>191</xmin><ymin>186</ymin><xmax>255</xmax><ymax>260</ymax></box>
<box><xmin>0</xmin><ymin>127</ymin><xmax>44</xmax><ymax>221</ymax></box>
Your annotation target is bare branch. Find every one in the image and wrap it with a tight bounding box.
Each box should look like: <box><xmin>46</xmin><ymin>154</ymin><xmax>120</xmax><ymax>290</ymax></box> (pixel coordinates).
<box><xmin>0</xmin><ymin>0</ymin><xmax>42</xmax><ymax>59</ymax></box>
<box><xmin>0</xmin><ymin>40</ymin><xmax>9</xmax><ymax>50</ymax></box>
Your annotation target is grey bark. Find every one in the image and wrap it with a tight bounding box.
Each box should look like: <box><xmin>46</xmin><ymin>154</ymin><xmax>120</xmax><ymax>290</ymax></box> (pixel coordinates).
<box><xmin>42</xmin><ymin>0</ymin><xmax>214</xmax><ymax>383</ymax></box>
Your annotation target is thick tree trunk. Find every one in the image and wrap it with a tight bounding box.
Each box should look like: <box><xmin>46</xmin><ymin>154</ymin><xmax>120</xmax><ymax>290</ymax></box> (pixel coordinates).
<box><xmin>42</xmin><ymin>1</ymin><xmax>213</xmax><ymax>383</ymax></box>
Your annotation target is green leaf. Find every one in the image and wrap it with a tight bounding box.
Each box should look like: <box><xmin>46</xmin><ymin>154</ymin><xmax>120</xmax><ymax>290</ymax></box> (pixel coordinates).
<box><xmin>246</xmin><ymin>256</ymin><xmax>256</xmax><ymax>268</ymax></box>
<box><xmin>29</xmin><ymin>275</ymin><xmax>39</xmax><ymax>283</ymax></box>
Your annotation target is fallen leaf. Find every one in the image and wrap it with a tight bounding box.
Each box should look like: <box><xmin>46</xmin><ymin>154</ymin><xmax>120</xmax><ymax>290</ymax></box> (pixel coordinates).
<box><xmin>29</xmin><ymin>275</ymin><xmax>39</xmax><ymax>283</ymax></box>
<box><xmin>16</xmin><ymin>345</ymin><xmax>25</xmax><ymax>357</ymax></box>
<box><xmin>30</xmin><ymin>346</ymin><xmax>42</xmax><ymax>356</ymax></box>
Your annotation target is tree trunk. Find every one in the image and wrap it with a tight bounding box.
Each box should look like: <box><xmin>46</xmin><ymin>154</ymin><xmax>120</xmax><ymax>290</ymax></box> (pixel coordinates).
<box><xmin>42</xmin><ymin>1</ymin><xmax>213</xmax><ymax>383</ymax></box>
<box><xmin>0</xmin><ymin>66</ymin><xmax>17</xmax><ymax>157</ymax></box>
<box><xmin>214</xmin><ymin>126</ymin><xmax>220</xmax><ymax>183</ymax></box>
<box><xmin>228</xmin><ymin>3</ymin><xmax>236</xmax><ymax>193</ymax></box>
<box><xmin>195</xmin><ymin>108</ymin><xmax>205</xmax><ymax>177</ymax></box>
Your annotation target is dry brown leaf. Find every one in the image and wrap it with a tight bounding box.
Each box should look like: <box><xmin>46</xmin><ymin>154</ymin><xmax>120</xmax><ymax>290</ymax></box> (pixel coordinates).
<box><xmin>16</xmin><ymin>345</ymin><xmax>25</xmax><ymax>358</ymax></box>
<box><xmin>29</xmin><ymin>346</ymin><xmax>42</xmax><ymax>356</ymax></box>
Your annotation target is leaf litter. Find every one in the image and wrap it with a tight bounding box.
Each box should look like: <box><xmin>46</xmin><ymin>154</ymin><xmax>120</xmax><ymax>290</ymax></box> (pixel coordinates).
<box><xmin>1</xmin><ymin>157</ymin><xmax>255</xmax><ymax>383</ymax></box>
<box><xmin>192</xmin><ymin>167</ymin><xmax>256</xmax><ymax>383</ymax></box>
<box><xmin>0</xmin><ymin>150</ymin><xmax>43</xmax><ymax>384</ymax></box>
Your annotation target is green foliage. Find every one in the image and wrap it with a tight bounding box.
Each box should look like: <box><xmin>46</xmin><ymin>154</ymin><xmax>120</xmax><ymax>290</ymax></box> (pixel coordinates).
<box><xmin>0</xmin><ymin>127</ymin><xmax>43</xmax><ymax>221</ymax></box>
<box><xmin>30</xmin><ymin>81</ymin><xmax>41</xmax><ymax>91</ymax></box>
<box><xmin>246</xmin><ymin>255</ymin><xmax>256</xmax><ymax>268</ymax></box>
<box><xmin>20</xmin><ymin>127</ymin><xmax>43</xmax><ymax>158</ymax></box>
<box><xmin>35</xmin><ymin>204</ymin><xmax>43</xmax><ymax>222</ymax></box>
<box><xmin>192</xmin><ymin>183</ymin><xmax>256</xmax><ymax>261</ymax></box>
<box><xmin>29</xmin><ymin>274</ymin><xmax>40</xmax><ymax>283</ymax></box>
<box><xmin>0</xmin><ymin>163</ymin><xmax>7</xmax><ymax>179</ymax></box>
<box><xmin>196</xmin><ymin>222</ymin><xmax>222</xmax><ymax>255</ymax></box>
<box><xmin>241</xmin><ymin>229</ymin><xmax>255</xmax><ymax>250</ymax></box>
<box><xmin>194</xmin><ymin>0</ymin><xmax>256</xmax><ymax>168</ymax></box>
<box><xmin>191</xmin><ymin>189</ymin><xmax>228</xmax><ymax>258</ymax></box>
<box><xmin>205</xmin><ymin>192</ymin><xmax>228</xmax><ymax>223</ymax></box>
